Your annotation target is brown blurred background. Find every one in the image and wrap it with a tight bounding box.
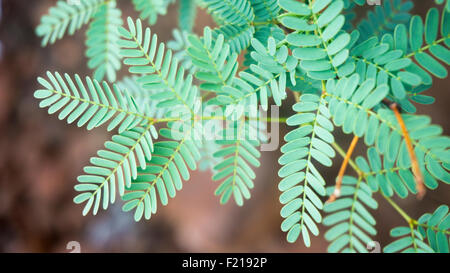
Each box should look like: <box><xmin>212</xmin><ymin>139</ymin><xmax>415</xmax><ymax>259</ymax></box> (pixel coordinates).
<box><xmin>0</xmin><ymin>0</ymin><xmax>448</xmax><ymax>252</ymax></box>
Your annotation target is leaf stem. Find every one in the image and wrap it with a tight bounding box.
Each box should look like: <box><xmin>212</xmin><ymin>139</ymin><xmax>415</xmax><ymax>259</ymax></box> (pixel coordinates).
<box><xmin>390</xmin><ymin>103</ymin><xmax>425</xmax><ymax>199</ymax></box>
<box><xmin>382</xmin><ymin>194</ymin><xmax>413</xmax><ymax>224</ymax></box>
<box><xmin>331</xmin><ymin>142</ymin><xmax>361</xmax><ymax>177</ymax></box>
<box><xmin>328</xmin><ymin>136</ymin><xmax>359</xmax><ymax>203</ymax></box>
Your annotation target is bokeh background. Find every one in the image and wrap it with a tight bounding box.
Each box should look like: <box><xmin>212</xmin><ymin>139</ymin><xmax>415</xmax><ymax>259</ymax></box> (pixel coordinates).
<box><xmin>0</xmin><ymin>0</ymin><xmax>449</xmax><ymax>252</ymax></box>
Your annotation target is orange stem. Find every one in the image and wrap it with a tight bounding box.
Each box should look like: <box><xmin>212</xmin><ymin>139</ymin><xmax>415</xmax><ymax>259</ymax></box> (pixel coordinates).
<box><xmin>327</xmin><ymin>135</ymin><xmax>359</xmax><ymax>203</ymax></box>
<box><xmin>390</xmin><ymin>103</ymin><xmax>426</xmax><ymax>199</ymax></box>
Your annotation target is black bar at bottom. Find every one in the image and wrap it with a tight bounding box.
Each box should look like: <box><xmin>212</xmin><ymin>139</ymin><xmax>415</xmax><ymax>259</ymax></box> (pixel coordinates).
<box><xmin>0</xmin><ymin>253</ymin><xmax>445</xmax><ymax>271</ymax></box>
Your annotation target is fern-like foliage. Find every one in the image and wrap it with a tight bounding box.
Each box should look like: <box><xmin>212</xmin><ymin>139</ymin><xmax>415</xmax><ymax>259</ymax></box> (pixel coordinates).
<box><xmin>384</xmin><ymin>205</ymin><xmax>450</xmax><ymax>253</ymax></box>
<box><xmin>221</xmin><ymin>37</ymin><xmax>296</xmax><ymax>110</ymax></box>
<box><xmin>122</xmin><ymin>123</ymin><xmax>201</xmax><ymax>221</ymax></box>
<box><xmin>212</xmin><ymin>119</ymin><xmax>261</xmax><ymax>206</ymax></box>
<box><xmin>349</xmin><ymin>35</ymin><xmax>422</xmax><ymax>107</ymax></box>
<box><xmin>187</xmin><ymin>27</ymin><xmax>238</xmax><ymax>93</ymax></box>
<box><xmin>279</xmin><ymin>0</ymin><xmax>355</xmax><ymax>80</ymax></box>
<box><xmin>325</xmin><ymin>76</ymin><xmax>449</xmax><ymax>193</ymax></box>
<box><xmin>131</xmin><ymin>0</ymin><xmax>172</xmax><ymax>25</ymax></box>
<box><xmin>33</xmin><ymin>0</ymin><xmax>450</xmax><ymax>253</ymax></box>
<box><xmin>213</xmin><ymin>24</ymin><xmax>255</xmax><ymax>54</ymax></box>
<box><xmin>189</xmin><ymin>29</ymin><xmax>295</xmax><ymax>110</ymax></box>
<box><xmin>417</xmin><ymin>205</ymin><xmax>450</xmax><ymax>253</ymax></box>
<box><xmin>357</xmin><ymin>139</ymin><xmax>449</xmax><ymax>198</ymax></box>
<box><xmin>323</xmin><ymin>176</ymin><xmax>378</xmax><ymax>253</ymax></box>
<box><xmin>251</xmin><ymin>0</ymin><xmax>280</xmax><ymax>22</ymax></box>
<box><xmin>118</xmin><ymin>18</ymin><xmax>198</xmax><ymax>116</ymax></box>
<box><xmin>278</xmin><ymin>93</ymin><xmax>334</xmax><ymax>245</ymax></box>
<box><xmin>74</xmin><ymin>124</ymin><xmax>157</xmax><ymax>215</ymax></box>
<box><xmin>393</xmin><ymin>8</ymin><xmax>450</xmax><ymax>82</ymax></box>
<box><xmin>350</xmin><ymin>7</ymin><xmax>450</xmax><ymax>110</ymax></box>
<box><xmin>36</xmin><ymin>0</ymin><xmax>106</xmax><ymax>46</ymax></box>
<box><xmin>34</xmin><ymin>72</ymin><xmax>151</xmax><ymax>133</ymax></box>
<box><xmin>86</xmin><ymin>1</ymin><xmax>123</xmax><ymax>82</ymax></box>
<box><xmin>116</xmin><ymin>76</ymin><xmax>168</xmax><ymax>119</ymax></box>
<box><xmin>325</xmin><ymin>74</ymin><xmax>390</xmax><ymax>138</ymax></box>
<box><xmin>357</xmin><ymin>0</ymin><xmax>414</xmax><ymax>41</ymax></box>
<box><xmin>202</xmin><ymin>0</ymin><xmax>255</xmax><ymax>25</ymax></box>
<box><xmin>167</xmin><ymin>29</ymin><xmax>196</xmax><ymax>71</ymax></box>
<box><xmin>243</xmin><ymin>24</ymin><xmax>286</xmax><ymax>67</ymax></box>
<box><xmin>384</xmin><ymin>225</ymin><xmax>434</xmax><ymax>253</ymax></box>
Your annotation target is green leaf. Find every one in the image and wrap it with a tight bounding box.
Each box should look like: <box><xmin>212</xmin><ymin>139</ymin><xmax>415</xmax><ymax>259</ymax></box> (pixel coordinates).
<box><xmin>34</xmin><ymin>72</ymin><xmax>151</xmax><ymax>133</ymax></box>
<box><xmin>213</xmin><ymin>120</ymin><xmax>261</xmax><ymax>206</ymax></box>
<box><xmin>122</xmin><ymin>123</ymin><xmax>200</xmax><ymax>221</ymax></box>
<box><xmin>324</xmin><ymin>176</ymin><xmax>377</xmax><ymax>253</ymax></box>
<box><xmin>278</xmin><ymin>94</ymin><xmax>333</xmax><ymax>246</ymax></box>
<box><xmin>75</xmin><ymin>125</ymin><xmax>155</xmax><ymax>216</ymax></box>
<box><xmin>86</xmin><ymin>2</ymin><xmax>123</xmax><ymax>82</ymax></box>
<box><xmin>131</xmin><ymin>0</ymin><xmax>171</xmax><ymax>25</ymax></box>
<box><xmin>36</xmin><ymin>0</ymin><xmax>107</xmax><ymax>46</ymax></box>
<box><xmin>203</xmin><ymin>0</ymin><xmax>255</xmax><ymax>25</ymax></box>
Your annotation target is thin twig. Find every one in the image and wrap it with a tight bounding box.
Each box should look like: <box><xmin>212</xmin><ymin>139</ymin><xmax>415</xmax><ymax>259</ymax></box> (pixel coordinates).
<box><xmin>327</xmin><ymin>136</ymin><xmax>359</xmax><ymax>203</ymax></box>
<box><xmin>390</xmin><ymin>103</ymin><xmax>426</xmax><ymax>199</ymax></box>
